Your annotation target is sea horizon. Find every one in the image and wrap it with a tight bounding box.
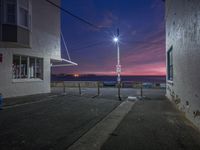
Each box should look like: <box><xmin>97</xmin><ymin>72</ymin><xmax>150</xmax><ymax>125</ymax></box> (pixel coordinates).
<box><xmin>51</xmin><ymin>74</ymin><xmax>166</xmax><ymax>83</ymax></box>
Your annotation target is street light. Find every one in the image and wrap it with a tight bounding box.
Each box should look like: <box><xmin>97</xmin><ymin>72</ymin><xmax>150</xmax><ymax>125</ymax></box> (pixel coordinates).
<box><xmin>113</xmin><ymin>37</ymin><xmax>119</xmax><ymax>42</ymax></box>
<box><xmin>113</xmin><ymin>35</ymin><xmax>121</xmax><ymax>101</ymax></box>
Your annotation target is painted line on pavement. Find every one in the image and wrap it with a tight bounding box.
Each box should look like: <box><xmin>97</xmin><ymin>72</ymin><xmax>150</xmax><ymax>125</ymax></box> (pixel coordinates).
<box><xmin>2</xmin><ymin>96</ymin><xmax>58</xmax><ymax>109</ymax></box>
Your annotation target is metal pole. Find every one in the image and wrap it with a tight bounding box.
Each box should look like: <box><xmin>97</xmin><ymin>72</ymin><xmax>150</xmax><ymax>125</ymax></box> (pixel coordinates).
<box><xmin>63</xmin><ymin>81</ymin><xmax>66</xmax><ymax>93</ymax></box>
<box><xmin>97</xmin><ymin>82</ymin><xmax>100</xmax><ymax>96</ymax></box>
<box><xmin>78</xmin><ymin>83</ymin><xmax>81</xmax><ymax>95</ymax></box>
<box><xmin>117</xmin><ymin>40</ymin><xmax>121</xmax><ymax>101</ymax></box>
<box><xmin>140</xmin><ymin>83</ymin><xmax>143</xmax><ymax>97</ymax></box>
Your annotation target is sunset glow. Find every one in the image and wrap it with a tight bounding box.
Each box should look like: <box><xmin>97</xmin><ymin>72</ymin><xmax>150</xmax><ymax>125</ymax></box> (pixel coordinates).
<box><xmin>52</xmin><ymin>0</ymin><xmax>165</xmax><ymax>76</ymax></box>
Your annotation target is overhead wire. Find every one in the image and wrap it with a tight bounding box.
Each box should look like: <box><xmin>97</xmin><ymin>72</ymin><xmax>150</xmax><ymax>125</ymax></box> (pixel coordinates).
<box><xmin>46</xmin><ymin>0</ymin><xmax>165</xmax><ymax>55</ymax></box>
<box><xmin>46</xmin><ymin>0</ymin><xmax>101</xmax><ymax>30</ymax></box>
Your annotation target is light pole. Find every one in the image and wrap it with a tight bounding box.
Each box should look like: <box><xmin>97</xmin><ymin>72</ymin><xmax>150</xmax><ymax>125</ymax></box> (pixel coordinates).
<box><xmin>113</xmin><ymin>31</ymin><xmax>121</xmax><ymax>101</ymax></box>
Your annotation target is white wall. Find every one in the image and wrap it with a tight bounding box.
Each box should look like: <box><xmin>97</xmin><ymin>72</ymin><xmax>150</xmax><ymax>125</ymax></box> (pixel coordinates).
<box><xmin>166</xmin><ymin>0</ymin><xmax>200</xmax><ymax>128</ymax></box>
<box><xmin>0</xmin><ymin>0</ymin><xmax>60</xmax><ymax>98</ymax></box>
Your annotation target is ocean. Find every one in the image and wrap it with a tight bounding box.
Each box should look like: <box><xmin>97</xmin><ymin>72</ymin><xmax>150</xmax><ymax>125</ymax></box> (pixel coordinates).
<box><xmin>51</xmin><ymin>75</ymin><xmax>166</xmax><ymax>83</ymax></box>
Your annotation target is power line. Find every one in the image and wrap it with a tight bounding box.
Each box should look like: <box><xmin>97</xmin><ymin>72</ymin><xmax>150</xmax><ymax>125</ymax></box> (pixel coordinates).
<box><xmin>46</xmin><ymin>0</ymin><xmax>101</xmax><ymax>30</ymax></box>
<box><xmin>70</xmin><ymin>41</ymin><xmax>108</xmax><ymax>52</ymax></box>
<box><xmin>122</xmin><ymin>40</ymin><xmax>165</xmax><ymax>45</ymax></box>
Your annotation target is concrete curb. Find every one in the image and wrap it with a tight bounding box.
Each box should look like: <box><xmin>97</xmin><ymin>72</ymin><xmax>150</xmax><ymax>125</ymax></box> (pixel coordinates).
<box><xmin>67</xmin><ymin>100</ymin><xmax>136</xmax><ymax>150</ymax></box>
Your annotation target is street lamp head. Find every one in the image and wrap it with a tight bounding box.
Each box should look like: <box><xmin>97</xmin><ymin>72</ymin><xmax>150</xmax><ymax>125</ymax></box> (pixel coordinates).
<box><xmin>113</xmin><ymin>37</ymin><xmax>119</xmax><ymax>43</ymax></box>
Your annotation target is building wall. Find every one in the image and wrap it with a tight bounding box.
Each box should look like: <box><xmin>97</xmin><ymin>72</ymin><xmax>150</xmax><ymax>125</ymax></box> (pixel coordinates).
<box><xmin>166</xmin><ymin>0</ymin><xmax>200</xmax><ymax>128</ymax></box>
<box><xmin>0</xmin><ymin>0</ymin><xmax>61</xmax><ymax>98</ymax></box>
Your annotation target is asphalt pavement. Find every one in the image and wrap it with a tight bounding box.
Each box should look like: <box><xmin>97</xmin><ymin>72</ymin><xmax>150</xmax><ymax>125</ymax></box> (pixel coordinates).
<box><xmin>101</xmin><ymin>97</ymin><xmax>200</xmax><ymax>150</ymax></box>
<box><xmin>1</xmin><ymin>89</ymin><xmax>200</xmax><ymax>150</ymax></box>
<box><xmin>0</xmin><ymin>94</ymin><xmax>120</xmax><ymax>150</ymax></box>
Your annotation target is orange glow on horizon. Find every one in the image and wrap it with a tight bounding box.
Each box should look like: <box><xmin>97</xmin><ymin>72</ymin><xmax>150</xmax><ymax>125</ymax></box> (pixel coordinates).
<box><xmin>73</xmin><ymin>74</ymin><xmax>80</xmax><ymax>77</ymax></box>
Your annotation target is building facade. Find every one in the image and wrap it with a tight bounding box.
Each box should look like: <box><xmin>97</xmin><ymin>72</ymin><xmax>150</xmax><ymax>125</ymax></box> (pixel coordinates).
<box><xmin>166</xmin><ymin>0</ymin><xmax>200</xmax><ymax>128</ymax></box>
<box><xmin>0</xmin><ymin>0</ymin><xmax>61</xmax><ymax>98</ymax></box>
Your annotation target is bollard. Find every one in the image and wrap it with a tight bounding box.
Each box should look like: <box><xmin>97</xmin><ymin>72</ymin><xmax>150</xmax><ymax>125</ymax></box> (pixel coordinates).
<box><xmin>140</xmin><ymin>83</ymin><xmax>143</xmax><ymax>97</ymax></box>
<box><xmin>78</xmin><ymin>83</ymin><xmax>82</xmax><ymax>95</ymax></box>
<box><xmin>97</xmin><ymin>82</ymin><xmax>100</xmax><ymax>96</ymax></box>
<box><xmin>63</xmin><ymin>81</ymin><xmax>66</xmax><ymax>93</ymax></box>
<box><xmin>118</xmin><ymin>82</ymin><xmax>121</xmax><ymax>101</ymax></box>
<box><xmin>0</xmin><ymin>93</ymin><xmax>3</xmax><ymax>110</ymax></box>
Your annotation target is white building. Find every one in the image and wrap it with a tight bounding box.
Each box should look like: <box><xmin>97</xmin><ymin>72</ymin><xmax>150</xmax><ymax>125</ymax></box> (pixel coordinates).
<box><xmin>0</xmin><ymin>0</ymin><xmax>62</xmax><ymax>98</ymax></box>
<box><xmin>166</xmin><ymin>0</ymin><xmax>200</xmax><ymax>128</ymax></box>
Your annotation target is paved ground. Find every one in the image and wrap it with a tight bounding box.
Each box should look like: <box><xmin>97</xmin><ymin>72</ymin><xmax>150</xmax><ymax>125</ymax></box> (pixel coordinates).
<box><xmin>1</xmin><ymin>89</ymin><xmax>200</xmax><ymax>150</ymax></box>
<box><xmin>0</xmin><ymin>94</ymin><xmax>120</xmax><ymax>150</ymax></box>
<box><xmin>52</xmin><ymin>87</ymin><xmax>166</xmax><ymax>99</ymax></box>
<box><xmin>101</xmin><ymin>97</ymin><xmax>200</xmax><ymax>150</ymax></box>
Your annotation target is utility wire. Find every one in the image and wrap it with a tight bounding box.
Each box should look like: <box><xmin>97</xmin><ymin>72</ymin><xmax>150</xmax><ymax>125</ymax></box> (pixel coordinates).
<box><xmin>123</xmin><ymin>40</ymin><xmax>165</xmax><ymax>45</ymax></box>
<box><xmin>71</xmin><ymin>41</ymin><xmax>109</xmax><ymax>52</ymax></box>
<box><xmin>70</xmin><ymin>40</ymin><xmax>164</xmax><ymax>53</ymax></box>
<box><xmin>46</xmin><ymin>0</ymin><xmax>101</xmax><ymax>30</ymax></box>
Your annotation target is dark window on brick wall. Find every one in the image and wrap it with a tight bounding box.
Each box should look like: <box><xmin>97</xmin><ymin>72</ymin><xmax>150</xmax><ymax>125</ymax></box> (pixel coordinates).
<box><xmin>167</xmin><ymin>47</ymin><xmax>173</xmax><ymax>81</ymax></box>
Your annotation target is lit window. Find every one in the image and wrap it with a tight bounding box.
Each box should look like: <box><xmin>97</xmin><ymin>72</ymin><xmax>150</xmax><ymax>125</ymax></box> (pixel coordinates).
<box><xmin>13</xmin><ymin>55</ymin><xmax>43</xmax><ymax>80</ymax></box>
<box><xmin>29</xmin><ymin>57</ymin><xmax>36</xmax><ymax>78</ymax></box>
<box><xmin>13</xmin><ymin>55</ymin><xmax>20</xmax><ymax>79</ymax></box>
<box><xmin>20</xmin><ymin>56</ymin><xmax>28</xmax><ymax>78</ymax></box>
<box><xmin>167</xmin><ymin>47</ymin><xmax>173</xmax><ymax>81</ymax></box>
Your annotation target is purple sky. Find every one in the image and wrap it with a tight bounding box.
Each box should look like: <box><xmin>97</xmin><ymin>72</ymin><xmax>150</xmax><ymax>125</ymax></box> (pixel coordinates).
<box><xmin>52</xmin><ymin>0</ymin><xmax>166</xmax><ymax>75</ymax></box>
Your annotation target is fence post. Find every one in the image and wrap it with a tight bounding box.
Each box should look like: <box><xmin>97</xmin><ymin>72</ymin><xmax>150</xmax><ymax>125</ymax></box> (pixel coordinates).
<box><xmin>78</xmin><ymin>83</ymin><xmax>81</xmax><ymax>95</ymax></box>
<box><xmin>118</xmin><ymin>82</ymin><xmax>121</xmax><ymax>101</ymax></box>
<box><xmin>140</xmin><ymin>82</ymin><xmax>143</xmax><ymax>97</ymax></box>
<box><xmin>97</xmin><ymin>81</ymin><xmax>100</xmax><ymax>96</ymax></box>
<box><xmin>63</xmin><ymin>81</ymin><xmax>66</xmax><ymax>93</ymax></box>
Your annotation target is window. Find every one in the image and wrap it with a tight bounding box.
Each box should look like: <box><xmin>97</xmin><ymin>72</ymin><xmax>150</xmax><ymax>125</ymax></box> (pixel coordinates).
<box><xmin>5</xmin><ymin>0</ymin><xmax>17</xmax><ymax>24</ymax></box>
<box><xmin>0</xmin><ymin>53</ymin><xmax>3</xmax><ymax>63</ymax></box>
<box><xmin>20</xmin><ymin>56</ymin><xmax>28</xmax><ymax>78</ymax></box>
<box><xmin>3</xmin><ymin>0</ymin><xmax>31</xmax><ymax>29</ymax></box>
<box><xmin>36</xmin><ymin>58</ymin><xmax>43</xmax><ymax>79</ymax></box>
<box><xmin>167</xmin><ymin>47</ymin><xmax>173</xmax><ymax>81</ymax></box>
<box><xmin>29</xmin><ymin>57</ymin><xmax>36</xmax><ymax>78</ymax></box>
<box><xmin>19</xmin><ymin>7</ymin><xmax>28</xmax><ymax>27</ymax></box>
<box><xmin>18</xmin><ymin>0</ymin><xmax>30</xmax><ymax>28</ymax></box>
<box><xmin>13</xmin><ymin>55</ymin><xmax>43</xmax><ymax>80</ymax></box>
<box><xmin>0</xmin><ymin>0</ymin><xmax>2</xmax><ymax>23</ymax></box>
<box><xmin>13</xmin><ymin>55</ymin><xmax>20</xmax><ymax>79</ymax></box>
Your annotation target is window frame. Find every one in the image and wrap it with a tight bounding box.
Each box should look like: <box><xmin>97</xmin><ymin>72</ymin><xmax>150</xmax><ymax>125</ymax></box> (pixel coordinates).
<box><xmin>17</xmin><ymin>0</ymin><xmax>31</xmax><ymax>29</ymax></box>
<box><xmin>12</xmin><ymin>54</ymin><xmax>43</xmax><ymax>81</ymax></box>
<box><xmin>4</xmin><ymin>0</ymin><xmax>17</xmax><ymax>25</ymax></box>
<box><xmin>167</xmin><ymin>46</ymin><xmax>173</xmax><ymax>81</ymax></box>
<box><xmin>3</xmin><ymin>0</ymin><xmax>32</xmax><ymax>30</ymax></box>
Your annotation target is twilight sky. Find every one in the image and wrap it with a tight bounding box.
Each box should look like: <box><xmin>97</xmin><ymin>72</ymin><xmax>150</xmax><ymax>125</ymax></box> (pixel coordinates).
<box><xmin>52</xmin><ymin>0</ymin><xmax>166</xmax><ymax>75</ymax></box>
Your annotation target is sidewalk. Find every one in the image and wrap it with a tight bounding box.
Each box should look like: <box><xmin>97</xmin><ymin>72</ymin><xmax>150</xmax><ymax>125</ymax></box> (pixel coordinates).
<box><xmin>101</xmin><ymin>97</ymin><xmax>200</xmax><ymax>150</ymax></box>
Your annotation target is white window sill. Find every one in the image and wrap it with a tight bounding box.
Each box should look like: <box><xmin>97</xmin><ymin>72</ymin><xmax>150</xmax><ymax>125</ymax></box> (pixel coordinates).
<box><xmin>12</xmin><ymin>78</ymin><xmax>43</xmax><ymax>83</ymax></box>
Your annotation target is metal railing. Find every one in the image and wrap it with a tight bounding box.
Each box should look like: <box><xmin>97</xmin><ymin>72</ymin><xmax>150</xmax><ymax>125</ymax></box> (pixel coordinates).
<box><xmin>51</xmin><ymin>81</ymin><xmax>166</xmax><ymax>99</ymax></box>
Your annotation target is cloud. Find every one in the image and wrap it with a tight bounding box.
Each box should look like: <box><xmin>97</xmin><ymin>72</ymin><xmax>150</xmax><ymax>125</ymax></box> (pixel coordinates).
<box><xmin>101</xmin><ymin>25</ymin><xmax>166</xmax><ymax>75</ymax></box>
<box><xmin>85</xmin><ymin>11</ymin><xmax>118</xmax><ymax>31</ymax></box>
<box><xmin>98</xmin><ymin>11</ymin><xmax>118</xmax><ymax>28</ymax></box>
<box><xmin>54</xmin><ymin>26</ymin><xmax>166</xmax><ymax>76</ymax></box>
